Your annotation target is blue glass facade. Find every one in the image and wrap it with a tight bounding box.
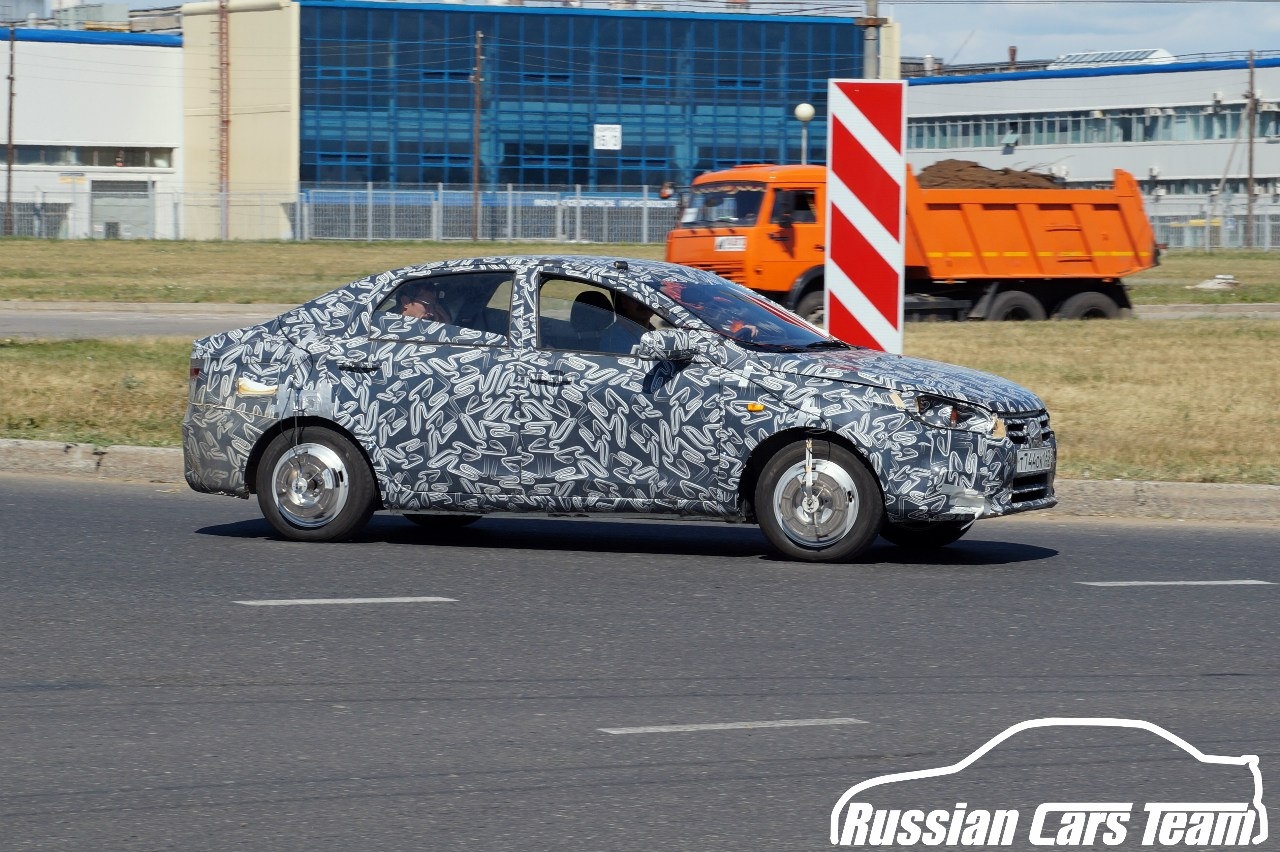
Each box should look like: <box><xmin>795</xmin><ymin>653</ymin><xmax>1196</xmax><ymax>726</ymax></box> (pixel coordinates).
<box><xmin>298</xmin><ymin>0</ymin><xmax>860</xmax><ymax>188</ymax></box>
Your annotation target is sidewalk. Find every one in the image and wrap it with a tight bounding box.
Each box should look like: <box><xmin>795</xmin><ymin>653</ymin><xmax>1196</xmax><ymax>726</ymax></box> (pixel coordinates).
<box><xmin>2</xmin><ymin>438</ymin><xmax>1277</xmax><ymax>523</ymax></box>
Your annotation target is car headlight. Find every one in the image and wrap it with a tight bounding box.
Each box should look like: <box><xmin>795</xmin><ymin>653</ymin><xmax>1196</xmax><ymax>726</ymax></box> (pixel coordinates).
<box><xmin>894</xmin><ymin>391</ymin><xmax>1006</xmax><ymax>438</ymax></box>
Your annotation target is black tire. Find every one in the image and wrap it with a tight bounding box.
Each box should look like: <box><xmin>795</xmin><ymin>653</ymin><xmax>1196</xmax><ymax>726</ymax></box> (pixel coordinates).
<box><xmin>985</xmin><ymin>290</ymin><xmax>1047</xmax><ymax>322</ymax></box>
<box><xmin>879</xmin><ymin>519</ymin><xmax>974</xmax><ymax>550</ymax></box>
<box><xmin>754</xmin><ymin>439</ymin><xmax>883</xmax><ymax>562</ymax></box>
<box><xmin>404</xmin><ymin>513</ymin><xmax>481</xmax><ymax>530</ymax></box>
<box><xmin>256</xmin><ymin>427</ymin><xmax>376</xmax><ymax>542</ymax></box>
<box><xmin>1053</xmin><ymin>291</ymin><xmax>1120</xmax><ymax>320</ymax></box>
<box><xmin>795</xmin><ymin>290</ymin><xmax>825</xmax><ymax>327</ymax></box>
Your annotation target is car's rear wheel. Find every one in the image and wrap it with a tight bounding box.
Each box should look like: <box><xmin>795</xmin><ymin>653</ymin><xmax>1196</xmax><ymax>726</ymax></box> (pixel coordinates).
<box><xmin>404</xmin><ymin>513</ymin><xmax>481</xmax><ymax>530</ymax></box>
<box><xmin>256</xmin><ymin>427</ymin><xmax>376</xmax><ymax>542</ymax></box>
<box><xmin>879</xmin><ymin>518</ymin><xmax>974</xmax><ymax>549</ymax></box>
<box><xmin>755</xmin><ymin>439</ymin><xmax>883</xmax><ymax>562</ymax></box>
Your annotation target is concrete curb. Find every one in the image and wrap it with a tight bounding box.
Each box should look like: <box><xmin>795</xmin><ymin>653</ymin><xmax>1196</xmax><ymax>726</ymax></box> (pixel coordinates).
<box><xmin>2</xmin><ymin>438</ymin><xmax>1277</xmax><ymax>522</ymax></box>
<box><xmin>0</xmin><ymin>439</ymin><xmax>183</xmax><ymax>485</ymax></box>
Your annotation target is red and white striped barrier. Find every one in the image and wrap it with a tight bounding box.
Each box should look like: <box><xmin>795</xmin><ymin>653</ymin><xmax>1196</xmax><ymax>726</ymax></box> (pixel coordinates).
<box><xmin>824</xmin><ymin>80</ymin><xmax>907</xmax><ymax>353</ymax></box>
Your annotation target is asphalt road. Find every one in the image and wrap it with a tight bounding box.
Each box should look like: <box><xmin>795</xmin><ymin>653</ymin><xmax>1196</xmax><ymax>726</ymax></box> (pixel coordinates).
<box><xmin>0</xmin><ymin>304</ymin><xmax>284</xmax><ymax>341</ymax></box>
<box><xmin>1</xmin><ymin>474</ymin><xmax>1276</xmax><ymax>850</ymax></box>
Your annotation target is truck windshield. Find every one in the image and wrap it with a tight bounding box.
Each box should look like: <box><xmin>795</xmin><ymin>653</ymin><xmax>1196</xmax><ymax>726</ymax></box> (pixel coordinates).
<box><xmin>680</xmin><ymin>182</ymin><xmax>766</xmax><ymax>227</ymax></box>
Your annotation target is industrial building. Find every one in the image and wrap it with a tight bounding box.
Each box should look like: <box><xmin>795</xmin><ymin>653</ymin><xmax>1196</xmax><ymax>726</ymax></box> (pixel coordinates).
<box><xmin>0</xmin><ymin>28</ymin><xmax>182</xmax><ymax>238</ymax></box>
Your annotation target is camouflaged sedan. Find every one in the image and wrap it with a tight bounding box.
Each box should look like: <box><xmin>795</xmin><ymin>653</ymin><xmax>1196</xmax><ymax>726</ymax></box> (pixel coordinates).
<box><xmin>183</xmin><ymin>256</ymin><xmax>1057</xmax><ymax>562</ymax></box>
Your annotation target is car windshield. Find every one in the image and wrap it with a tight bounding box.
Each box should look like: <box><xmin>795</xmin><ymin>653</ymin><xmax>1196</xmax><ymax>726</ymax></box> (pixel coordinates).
<box><xmin>657</xmin><ymin>275</ymin><xmax>847</xmax><ymax>350</ymax></box>
<box><xmin>680</xmin><ymin>182</ymin><xmax>766</xmax><ymax>227</ymax></box>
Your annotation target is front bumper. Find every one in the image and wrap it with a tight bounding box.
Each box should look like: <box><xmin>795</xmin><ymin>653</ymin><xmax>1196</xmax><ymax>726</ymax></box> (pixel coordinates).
<box><xmin>878</xmin><ymin>409</ymin><xmax>1058</xmax><ymax>523</ymax></box>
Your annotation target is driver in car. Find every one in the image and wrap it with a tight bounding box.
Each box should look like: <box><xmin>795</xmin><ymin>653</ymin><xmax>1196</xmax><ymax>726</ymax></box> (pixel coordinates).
<box><xmin>397</xmin><ymin>282</ymin><xmax>453</xmax><ymax>324</ymax></box>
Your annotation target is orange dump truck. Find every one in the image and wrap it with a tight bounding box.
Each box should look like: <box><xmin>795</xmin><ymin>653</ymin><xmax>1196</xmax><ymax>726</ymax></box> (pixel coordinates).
<box><xmin>664</xmin><ymin>163</ymin><xmax>1158</xmax><ymax>322</ymax></box>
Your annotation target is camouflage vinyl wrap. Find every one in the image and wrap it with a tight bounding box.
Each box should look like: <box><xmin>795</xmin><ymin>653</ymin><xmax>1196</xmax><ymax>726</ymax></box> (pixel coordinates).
<box><xmin>183</xmin><ymin>256</ymin><xmax>1056</xmax><ymax>525</ymax></box>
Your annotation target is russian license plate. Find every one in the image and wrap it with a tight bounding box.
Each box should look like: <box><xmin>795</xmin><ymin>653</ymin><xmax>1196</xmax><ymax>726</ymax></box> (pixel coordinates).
<box><xmin>1016</xmin><ymin>446</ymin><xmax>1055</xmax><ymax>474</ymax></box>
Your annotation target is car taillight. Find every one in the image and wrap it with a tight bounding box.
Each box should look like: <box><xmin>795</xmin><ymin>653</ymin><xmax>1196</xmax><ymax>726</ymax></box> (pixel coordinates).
<box><xmin>188</xmin><ymin>356</ymin><xmax>207</xmax><ymax>404</ymax></box>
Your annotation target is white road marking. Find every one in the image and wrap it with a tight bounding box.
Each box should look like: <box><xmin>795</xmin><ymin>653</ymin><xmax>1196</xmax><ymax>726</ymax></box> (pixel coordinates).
<box><xmin>1076</xmin><ymin>580</ymin><xmax>1274</xmax><ymax>587</ymax></box>
<box><xmin>234</xmin><ymin>596</ymin><xmax>458</xmax><ymax>606</ymax></box>
<box><xmin>599</xmin><ymin>717</ymin><xmax>867</xmax><ymax>735</ymax></box>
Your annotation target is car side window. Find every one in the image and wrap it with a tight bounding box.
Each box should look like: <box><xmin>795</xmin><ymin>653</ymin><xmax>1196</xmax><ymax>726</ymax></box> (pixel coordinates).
<box><xmin>537</xmin><ymin>278</ymin><xmax>664</xmax><ymax>356</ymax></box>
<box><xmin>374</xmin><ymin>271</ymin><xmax>513</xmax><ymax>344</ymax></box>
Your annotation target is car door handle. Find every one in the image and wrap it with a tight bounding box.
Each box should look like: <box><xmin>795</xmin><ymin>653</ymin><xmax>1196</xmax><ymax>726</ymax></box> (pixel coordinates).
<box><xmin>533</xmin><ymin>370</ymin><xmax>567</xmax><ymax>386</ymax></box>
<box><xmin>338</xmin><ymin>359</ymin><xmax>381</xmax><ymax>374</ymax></box>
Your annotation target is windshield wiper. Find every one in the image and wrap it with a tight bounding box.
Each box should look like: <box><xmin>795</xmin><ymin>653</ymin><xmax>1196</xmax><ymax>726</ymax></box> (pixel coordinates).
<box><xmin>805</xmin><ymin>339</ymin><xmax>851</xmax><ymax>350</ymax></box>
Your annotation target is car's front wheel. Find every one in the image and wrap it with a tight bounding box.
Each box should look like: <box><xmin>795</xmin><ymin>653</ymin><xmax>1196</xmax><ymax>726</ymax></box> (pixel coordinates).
<box><xmin>755</xmin><ymin>439</ymin><xmax>883</xmax><ymax>562</ymax></box>
<box><xmin>256</xmin><ymin>427</ymin><xmax>376</xmax><ymax>542</ymax></box>
<box><xmin>879</xmin><ymin>518</ymin><xmax>974</xmax><ymax>550</ymax></box>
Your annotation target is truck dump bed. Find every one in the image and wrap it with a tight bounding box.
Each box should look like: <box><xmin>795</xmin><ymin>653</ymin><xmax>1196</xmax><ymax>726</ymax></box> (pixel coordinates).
<box><xmin>904</xmin><ymin>168</ymin><xmax>1156</xmax><ymax>282</ymax></box>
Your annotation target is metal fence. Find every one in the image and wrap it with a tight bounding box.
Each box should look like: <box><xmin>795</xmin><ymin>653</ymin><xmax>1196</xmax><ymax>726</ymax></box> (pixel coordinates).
<box><xmin>2</xmin><ymin>184</ymin><xmax>682</xmax><ymax>244</ymax></box>
<box><xmin>6</xmin><ymin>184</ymin><xmax>1280</xmax><ymax>251</ymax></box>
<box><xmin>1149</xmin><ymin>205</ymin><xmax>1280</xmax><ymax>251</ymax></box>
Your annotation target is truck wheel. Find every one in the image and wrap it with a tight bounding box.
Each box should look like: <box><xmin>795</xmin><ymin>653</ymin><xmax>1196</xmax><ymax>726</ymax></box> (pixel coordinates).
<box><xmin>880</xmin><ymin>519</ymin><xmax>974</xmax><ymax>549</ymax></box>
<box><xmin>754</xmin><ymin>439</ymin><xmax>883</xmax><ymax>562</ymax></box>
<box><xmin>1053</xmin><ymin>291</ymin><xmax>1120</xmax><ymax>320</ymax></box>
<box><xmin>985</xmin><ymin>290</ymin><xmax>1046</xmax><ymax>321</ymax></box>
<box><xmin>796</xmin><ymin>291</ymin><xmax>825</xmax><ymax>327</ymax></box>
<box><xmin>256</xmin><ymin>427</ymin><xmax>376</xmax><ymax>542</ymax></box>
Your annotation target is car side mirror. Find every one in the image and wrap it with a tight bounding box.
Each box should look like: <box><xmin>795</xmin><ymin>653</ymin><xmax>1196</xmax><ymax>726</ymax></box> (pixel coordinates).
<box><xmin>638</xmin><ymin>328</ymin><xmax>717</xmax><ymax>361</ymax></box>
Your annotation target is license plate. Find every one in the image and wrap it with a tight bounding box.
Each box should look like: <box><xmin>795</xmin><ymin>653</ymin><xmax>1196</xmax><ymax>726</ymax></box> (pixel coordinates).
<box><xmin>1016</xmin><ymin>446</ymin><xmax>1055</xmax><ymax>474</ymax></box>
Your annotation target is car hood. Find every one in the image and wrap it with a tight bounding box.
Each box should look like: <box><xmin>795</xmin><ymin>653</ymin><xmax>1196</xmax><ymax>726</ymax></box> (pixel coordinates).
<box><xmin>754</xmin><ymin>348</ymin><xmax>1046</xmax><ymax>414</ymax></box>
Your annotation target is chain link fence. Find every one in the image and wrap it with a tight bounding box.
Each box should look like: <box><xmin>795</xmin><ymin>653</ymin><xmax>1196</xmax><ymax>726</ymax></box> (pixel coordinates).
<box><xmin>6</xmin><ymin>184</ymin><xmax>1280</xmax><ymax>251</ymax></box>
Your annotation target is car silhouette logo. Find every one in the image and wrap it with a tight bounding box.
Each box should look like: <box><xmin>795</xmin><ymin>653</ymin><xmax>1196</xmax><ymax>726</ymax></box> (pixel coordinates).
<box><xmin>830</xmin><ymin>717</ymin><xmax>1267</xmax><ymax>847</ymax></box>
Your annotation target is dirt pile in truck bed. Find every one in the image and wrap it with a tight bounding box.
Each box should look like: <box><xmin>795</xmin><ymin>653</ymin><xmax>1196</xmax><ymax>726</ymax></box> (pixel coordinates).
<box><xmin>916</xmin><ymin>159</ymin><xmax>1063</xmax><ymax>189</ymax></box>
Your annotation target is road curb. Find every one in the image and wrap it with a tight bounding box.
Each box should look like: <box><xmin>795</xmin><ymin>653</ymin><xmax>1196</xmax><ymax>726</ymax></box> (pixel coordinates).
<box><xmin>1</xmin><ymin>438</ymin><xmax>1277</xmax><ymax>522</ymax></box>
<box><xmin>0</xmin><ymin>439</ymin><xmax>183</xmax><ymax>485</ymax></box>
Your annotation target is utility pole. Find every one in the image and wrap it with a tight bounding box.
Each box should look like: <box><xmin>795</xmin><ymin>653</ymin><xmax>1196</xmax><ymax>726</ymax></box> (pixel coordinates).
<box><xmin>858</xmin><ymin>0</ymin><xmax>882</xmax><ymax>79</ymax></box>
<box><xmin>1245</xmin><ymin>50</ymin><xmax>1256</xmax><ymax>249</ymax></box>
<box><xmin>217</xmin><ymin>0</ymin><xmax>230</xmax><ymax>240</ymax></box>
<box><xmin>5</xmin><ymin>28</ymin><xmax>15</xmax><ymax>238</ymax></box>
<box><xmin>470</xmin><ymin>31</ymin><xmax>484</xmax><ymax>241</ymax></box>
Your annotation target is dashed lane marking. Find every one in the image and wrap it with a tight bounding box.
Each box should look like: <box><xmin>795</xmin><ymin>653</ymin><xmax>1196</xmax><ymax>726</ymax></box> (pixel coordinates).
<box><xmin>599</xmin><ymin>717</ymin><xmax>867</xmax><ymax>735</ymax></box>
<box><xmin>1076</xmin><ymin>580</ymin><xmax>1274</xmax><ymax>587</ymax></box>
<box><xmin>235</xmin><ymin>596</ymin><xmax>458</xmax><ymax>606</ymax></box>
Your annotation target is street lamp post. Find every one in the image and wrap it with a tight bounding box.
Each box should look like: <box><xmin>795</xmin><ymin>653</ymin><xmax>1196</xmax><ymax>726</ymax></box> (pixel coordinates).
<box><xmin>794</xmin><ymin>103</ymin><xmax>815</xmax><ymax>165</ymax></box>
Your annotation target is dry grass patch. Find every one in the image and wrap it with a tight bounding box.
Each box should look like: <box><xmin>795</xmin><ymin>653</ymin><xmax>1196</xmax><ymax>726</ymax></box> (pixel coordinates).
<box><xmin>0</xmin><ymin>337</ymin><xmax>189</xmax><ymax>446</ymax></box>
<box><xmin>1126</xmin><ymin>251</ymin><xmax>1280</xmax><ymax>304</ymax></box>
<box><xmin>0</xmin><ymin>240</ymin><xmax>666</xmax><ymax>304</ymax></box>
<box><xmin>905</xmin><ymin>318</ymin><xmax>1280</xmax><ymax>484</ymax></box>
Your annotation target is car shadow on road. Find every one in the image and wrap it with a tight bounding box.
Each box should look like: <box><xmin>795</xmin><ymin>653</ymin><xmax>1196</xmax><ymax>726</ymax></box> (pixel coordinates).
<box><xmin>196</xmin><ymin>516</ymin><xmax>1058</xmax><ymax>566</ymax></box>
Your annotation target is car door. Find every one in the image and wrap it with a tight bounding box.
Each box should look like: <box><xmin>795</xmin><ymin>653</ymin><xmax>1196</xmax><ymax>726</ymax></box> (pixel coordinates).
<box><xmin>519</xmin><ymin>266</ymin><xmax>727</xmax><ymax>506</ymax></box>
<box><xmin>330</xmin><ymin>269</ymin><xmax>525</xmax><ymax>502</ymax></box>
